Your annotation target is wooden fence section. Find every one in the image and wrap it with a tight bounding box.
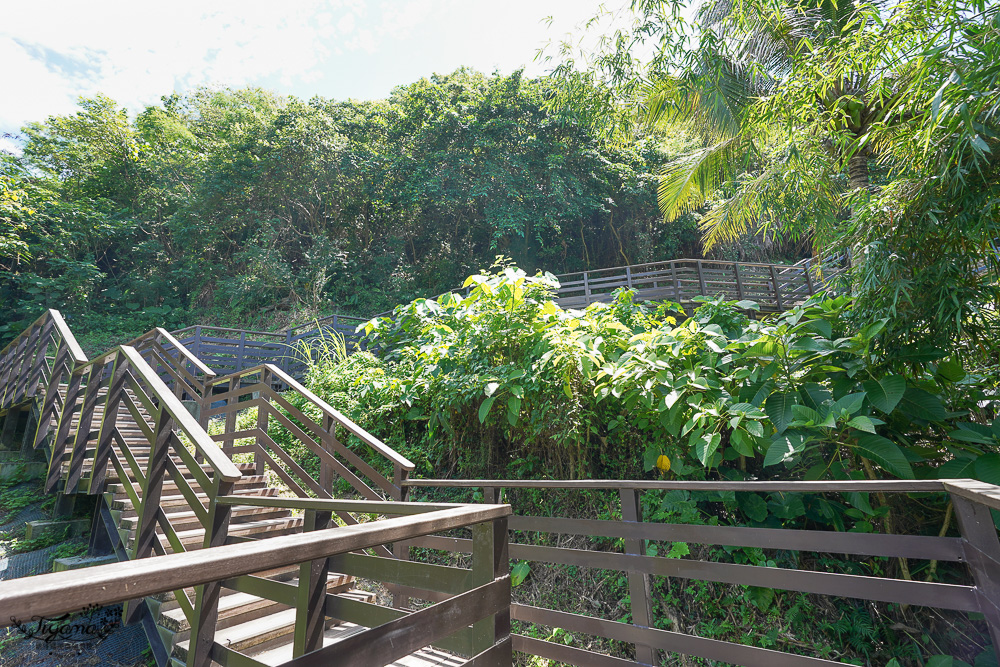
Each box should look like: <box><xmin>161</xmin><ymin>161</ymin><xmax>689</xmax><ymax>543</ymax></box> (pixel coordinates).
<box><xmin>199</xmin><ymin>363</ymin><xmax>415</xmax><ymax>506</ymax></box>
<box><xmin>554</xmin><ymin>257</ymin><xmax>844</xmax><ymax>312</ymax></box>
<box><xmin>0</xmin><ymin>500</ymin><xmax>513</xmax><ymax>667</ymax></box>
<box><xmin>172</xmin><ymin>314</ymin><xmax>370</xmax><ymax>382</ymax></box>
<box><xmin>402</xmin><ymin>478</ymin><xmax>1000</xmax><ymax>667</ymax></box>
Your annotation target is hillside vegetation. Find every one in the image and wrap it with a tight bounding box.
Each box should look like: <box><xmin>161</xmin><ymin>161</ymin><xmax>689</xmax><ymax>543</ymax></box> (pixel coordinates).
<box><xmin>1</xmin><ymin>70</ymin><xmax>708</xmax><ymax>351</ymax></box>
<box><xmin>285</xmin><ymin>265</ymin><xmax>997</xmax><ymax>665</ymax></box>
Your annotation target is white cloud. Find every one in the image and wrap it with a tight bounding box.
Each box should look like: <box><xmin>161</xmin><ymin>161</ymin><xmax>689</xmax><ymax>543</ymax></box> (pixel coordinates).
<box><xmin>0</xmin><ymin>0</ymin><xmax>610</xmax><ymax>132</ymax></box>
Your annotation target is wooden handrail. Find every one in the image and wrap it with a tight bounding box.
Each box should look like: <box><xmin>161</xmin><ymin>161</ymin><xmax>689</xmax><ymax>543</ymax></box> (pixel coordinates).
<box><xmin>400</xmin><ymin>477</ymin><xmax>1000</xmax><ymax>667</ymax></box>
<box><xmin>206</xmin><ymin>363</ymin><xmax>416</xmax><ymax>472</ymax></box>
<box><xmin>403</xmin><ymin>478</ymin><xmax>947</xmax><ymax>492</ymax></box>
<box><xmin>266</xmin><ymin>364</ymin><xmax>416</xmax><ymax>471</ymax></box>
<box><xmin>0</xmin><ymin>504</ymin><xmax>509</xmax><ymax>624</ymax></box>
<box><xmin>0</xmin><ymin>309</ymin><xmax>87</xmax><ymax>363</ymax></box>
<box><xmin>216</xmin><ymin>495</ymin><xmax>467</xmax><ymax>514</ymax></box>
<box><xmin>128</xmin><ymin>327</ymin><xmax>217</xmax><ymax>380</ymax></box>
<box><xmin>119</xmin><ymin>347</ymin><xmax>241</xmax><ymax>482</ymax></box>
<box><xmin>943</xmin><ymin>479</ymin><xmax>1000</xmax><ymax>511</ymax></box>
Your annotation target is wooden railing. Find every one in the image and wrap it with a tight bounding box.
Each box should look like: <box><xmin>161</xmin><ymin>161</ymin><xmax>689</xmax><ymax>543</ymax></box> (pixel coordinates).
<box><xmin>125</xmin><ymin>327</ymin><xmax>217</xmax><ymax>401</ymax></box>
<box><xmin>0</xmin><ymin>310</ymin><xmax>509</xmax><ymax>667</ymax></box>
<box><xmin>200</xmin><ymin>363</ymin><xmax>415</xmax><ymax>505</ymax></box>
<box><xmin>402</xmin><ymin>478</ymin><xmax>1000</xmax><ymax>667</ymax></box>
<box><xmin>554</xmin><ymin>256</ymin><xmax>845</xmax><ymax>311</ymax></box>
<box><xmin>172</xmin><ymin>315</ymin><xmax>369</xmax><ymax>381</ymax></box>
<box><xmin>0</xmin><ymin>500</ymin><xmax>513</xmax><ymax>667</ymax></box>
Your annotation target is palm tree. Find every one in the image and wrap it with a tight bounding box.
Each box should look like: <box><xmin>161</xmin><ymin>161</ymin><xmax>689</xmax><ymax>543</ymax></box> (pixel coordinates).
<box><xmin>645</xmin><ymin>0</ymin><xmax>944</xmax><ymax>251</ymax></box>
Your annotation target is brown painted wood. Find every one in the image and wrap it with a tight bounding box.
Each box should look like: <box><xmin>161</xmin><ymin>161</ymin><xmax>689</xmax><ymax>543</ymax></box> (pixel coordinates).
<box><xmin>403</xmin><ymin>479</ymin><xmax>947</xmax><ymax>492</ymax></box>
<box><xmin>620</xmin><ymin>489</ymin><xmax>655</xmax><ymax>665</ymax></box>
<box><xmin>513</xmin><ymin>635</ymin><xmax>638</xmax><ymax>667</ymax></box>
<box><xmin>287</xmin><ymin>577</ymin><xmax>510</xmax><ymax>667</ymax></box>
<box><xmin>509</xmin><ymin>543</ymin><xmax>980</xmax><ymax>611</ymax></box>
<box><xmin>293</xmin><ymin>509</ymin><xmax>332</xmax><ymax>657</ymax></box>
<box><xmin>508</xmin><ymin>515</ymin><xmax>965</xmax><ymax>561</ymax></box>
<box><xmin>512</xmin><ymin>604</ymin><xmax>848</xmax><ymax>666</ymax></box>
<box><xmin>329</xmin><ymin>552</ymin><xmax>472</xmax><ymax>595</ymax></box>
<box><xmin>0</xmin><ymin>504</ymin><xmax>509</xmax><ymax>637</ymax></box>
<box><xmin>950</xmin><ymin>489</ymin><xmax>1000</xmax><ymax>650</ymax></box>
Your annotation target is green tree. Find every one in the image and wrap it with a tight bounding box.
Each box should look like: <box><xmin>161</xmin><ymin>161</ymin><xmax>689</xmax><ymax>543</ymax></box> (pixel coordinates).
<box><xmin>550</xmin><ymin>0</ymin><xmax>1000</xmax><ymax>353</ymax></box>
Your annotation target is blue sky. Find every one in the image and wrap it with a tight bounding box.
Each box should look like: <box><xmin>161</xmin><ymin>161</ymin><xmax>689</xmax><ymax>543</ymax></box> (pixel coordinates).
<box><xmin>1</xmin><ymin>0</ymin><xmax>612</xmax><ymax>147</ymax></box>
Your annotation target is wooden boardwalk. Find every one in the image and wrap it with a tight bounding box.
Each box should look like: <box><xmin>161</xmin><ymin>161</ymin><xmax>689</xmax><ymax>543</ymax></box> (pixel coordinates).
<box><xmin>554</xmin><ymin>256</ymin><xmax>843</xmax><ymax>312</ymax></box>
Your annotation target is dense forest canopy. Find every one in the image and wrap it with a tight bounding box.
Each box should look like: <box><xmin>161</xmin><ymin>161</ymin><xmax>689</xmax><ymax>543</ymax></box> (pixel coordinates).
<box><xmin>0</xmin><ymin>70</ymin><xmax>714</xmax><ymax>348</ymax></box>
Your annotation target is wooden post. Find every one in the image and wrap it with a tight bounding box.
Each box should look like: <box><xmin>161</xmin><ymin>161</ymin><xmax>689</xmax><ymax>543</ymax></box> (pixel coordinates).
<box><xmin>620</xmin><ymin>488</ymin><xmax>656</xmax><ymax>666</ymax></box>
<box><xmin>293</xmin><ymin>509</ymin><xmax>333</xmax><ymax>657</ymax></box>
<box><xmin>283</xmin><ymin>330</ymin><xmax>294</xmax><ymax>375</ymax></box>
<box><xmin>734</xmin><ymin>263</ymin><xmax>745</xmax><ymax>300</ymax></box>
<box><xmin>950</xmin><ymin>492</ymin><xmax>1000</xmax><ymax>651</ymax></box>
<box><xmin>192</xmin><ymin>325</ymin><xmax>202</xmax><ymax>365</ymax></box>
<box><xmin>89</xmin><ymin>352</ymin><xmax>130</xmax><ymax>492</ymax></box>
<box><xmin>583</xmin><ymin>271</ymin><xmax>591</xmax><ymax>303</ymax></box>
<box><xmin>769</xmin><ymin>264</ymin><xmax>784</xmax><ymax>310</ymax></box>
<box><xmin>320</xmin><ymin>414</ymin><xmax>334</xmax><ymax>493</ymax></box>
<box><xmin>696</xmin><ymin>260</ymin><xmax>708</xmax><ymax>298</ymax></box>
<box><xmin>471</xmin><ymin>516</ymin><xmax>510</xmax><ymax>657</ymax></box>
<box><xmin>238</xmin><ymin>332</ymin><xmax>246</xmax><ymax>372</ymax></box>
<box><xmin>223</xmin><ymin>377</ymin><xmax>239</xmax><ymax>456</ymax></box>
<box><xmin>255</xmin><ymin>369</ymin><xmax>270</xmax><ymax>476</ymax></box>
<box><xmin>187</xmin><ymin>476</ymin><xmax>235</xmax><ymax>666</ymax></box>
<box><xmin>670</xmin><ymin>261</ymin><xmax>679</xmax><ymax>301</ymax></box>
<box><xmin>625</xmin><ymin>266</ymin><xmax>633</xmax><ymax>290</ymax></box>
<box><xmin>391</xmin><ymin>465</ymin><xmax>411</xmax><ymax>609</ymax></box>
<box><xmin>65</xmin><ymin>363</ymin><xmax>107</xmax><ymax>494</ymax></box>
<box><xmin>803</xmin><ymin>265</ymin><xmax>815</xmax><ymax>295</ymax></box>
<box><xmin>46</xmin><ymin>369</ymin><xmax>84</xmax><ymax>494</ymax></box>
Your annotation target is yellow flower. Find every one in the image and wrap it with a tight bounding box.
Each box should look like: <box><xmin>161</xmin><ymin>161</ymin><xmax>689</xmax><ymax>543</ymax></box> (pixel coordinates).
<box><xmin>656</xmin><ymin>454</ymin><xmax>671</xmax><ymax>472</ymax></box>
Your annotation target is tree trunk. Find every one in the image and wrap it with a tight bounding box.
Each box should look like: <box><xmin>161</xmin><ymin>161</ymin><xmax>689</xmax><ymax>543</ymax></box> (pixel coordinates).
<box><xmin>847</xmin><ymin>152</ymin><xmax>871</xmax><ymax>191</ymax></box>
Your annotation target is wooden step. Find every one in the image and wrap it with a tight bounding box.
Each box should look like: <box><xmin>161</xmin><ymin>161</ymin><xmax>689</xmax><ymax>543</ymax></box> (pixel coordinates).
<box><xmin>172</xmin><ymin>590</ymin><xmax>375</xmax><ymax>660</ymax></box>
<box><xmin>108</xmin><ymin>474</ymin><xmax>267</xmax><ymax>499</ymax></box>
<box><xmin>129</xmin><ymin>516</ymin><xmax>304</xmax><ymax>552</ymax></box>
<box><xmin>120</xmin><ymin>505</ymin><xmax>291</xmax><ymax>533</ymax></box>
<box><xmin>159</xmin><ymin>573</ymin><xmax>356</xmax><ymax>643</ymax></box>
<box><xmin>251</xmin><ymin>626</ymin><xmax>465</xmax><ymax>667</ymax></box>
<box><xmin>111</xmin><ymin>486</ymin><xmax>278</xmax><ymax>518</ymax></box>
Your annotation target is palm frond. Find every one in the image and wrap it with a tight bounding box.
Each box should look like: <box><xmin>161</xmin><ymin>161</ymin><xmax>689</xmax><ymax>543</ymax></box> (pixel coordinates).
<box><xmin>657</xmin><ymin>135</ymin><xmax>754</xmax><ymax>221</ymax></box>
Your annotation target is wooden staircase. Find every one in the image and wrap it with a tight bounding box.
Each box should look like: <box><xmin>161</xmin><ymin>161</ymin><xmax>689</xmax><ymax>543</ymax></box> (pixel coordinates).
<box><xmin>0</xmin><ymin>311</ymin><xmax>510</xmax><ymax>667</ymax></box>
<box><xmin>41</xmin><ymin>359</ymin><xmax>380</xmax><ymax>665</ymax></box>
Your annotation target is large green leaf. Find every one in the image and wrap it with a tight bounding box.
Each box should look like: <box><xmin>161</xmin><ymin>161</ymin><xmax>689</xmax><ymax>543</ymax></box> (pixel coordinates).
<box><xmin>937</xmin><ymin>457</ymin><xmax>975</xmax><ymax>479</ymax></box>
<box><xmin>695</xmin><ymin>432</ymin><xmax>721</xmax><ymax>466</ymax></box>
<box><xmin>936</xmin><ymin>358</ymin><xmax>966</xmax><ymax>382</ymax></box>
<box><xmin>854</xmin><ymin>433</ymin><xmax>914</xmax><ymax>479</ymax></box>
<box><xmin>974</xmin><ymin>454</ymin><xmax>1000</xmax><ymax>485</ymax></box>
<box><xmin>478</xmin><ymin>395</ymin><xmax>496</xmax><ymax>423</ymax></box>
<box><xmin>764</xmin><ymin>433</ymin><xmax>806</xmax><ymax>467</ymax></box>
<box><xmin>764</xmin><ymin>392</ymin><xmax>796</xmax><ymax>434</ymax></box>
<box><xmin>831</xmin><ymin>392</ymin><xmax>866</xmax><ymax>417</ymax></box>
<box><xmin>738</xmin><ymin>493</ymin><xmax>768</xmax><ymax>522</ymax></box>
<box><xmin>898</xmin><ymin>388</ymin><xmax>947</xmax><ymax>422</ymax></box>
<box><xmin>862</xmin><ymin>375</ymin><xmax>906</xmax><ymax>414</ymax></box>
